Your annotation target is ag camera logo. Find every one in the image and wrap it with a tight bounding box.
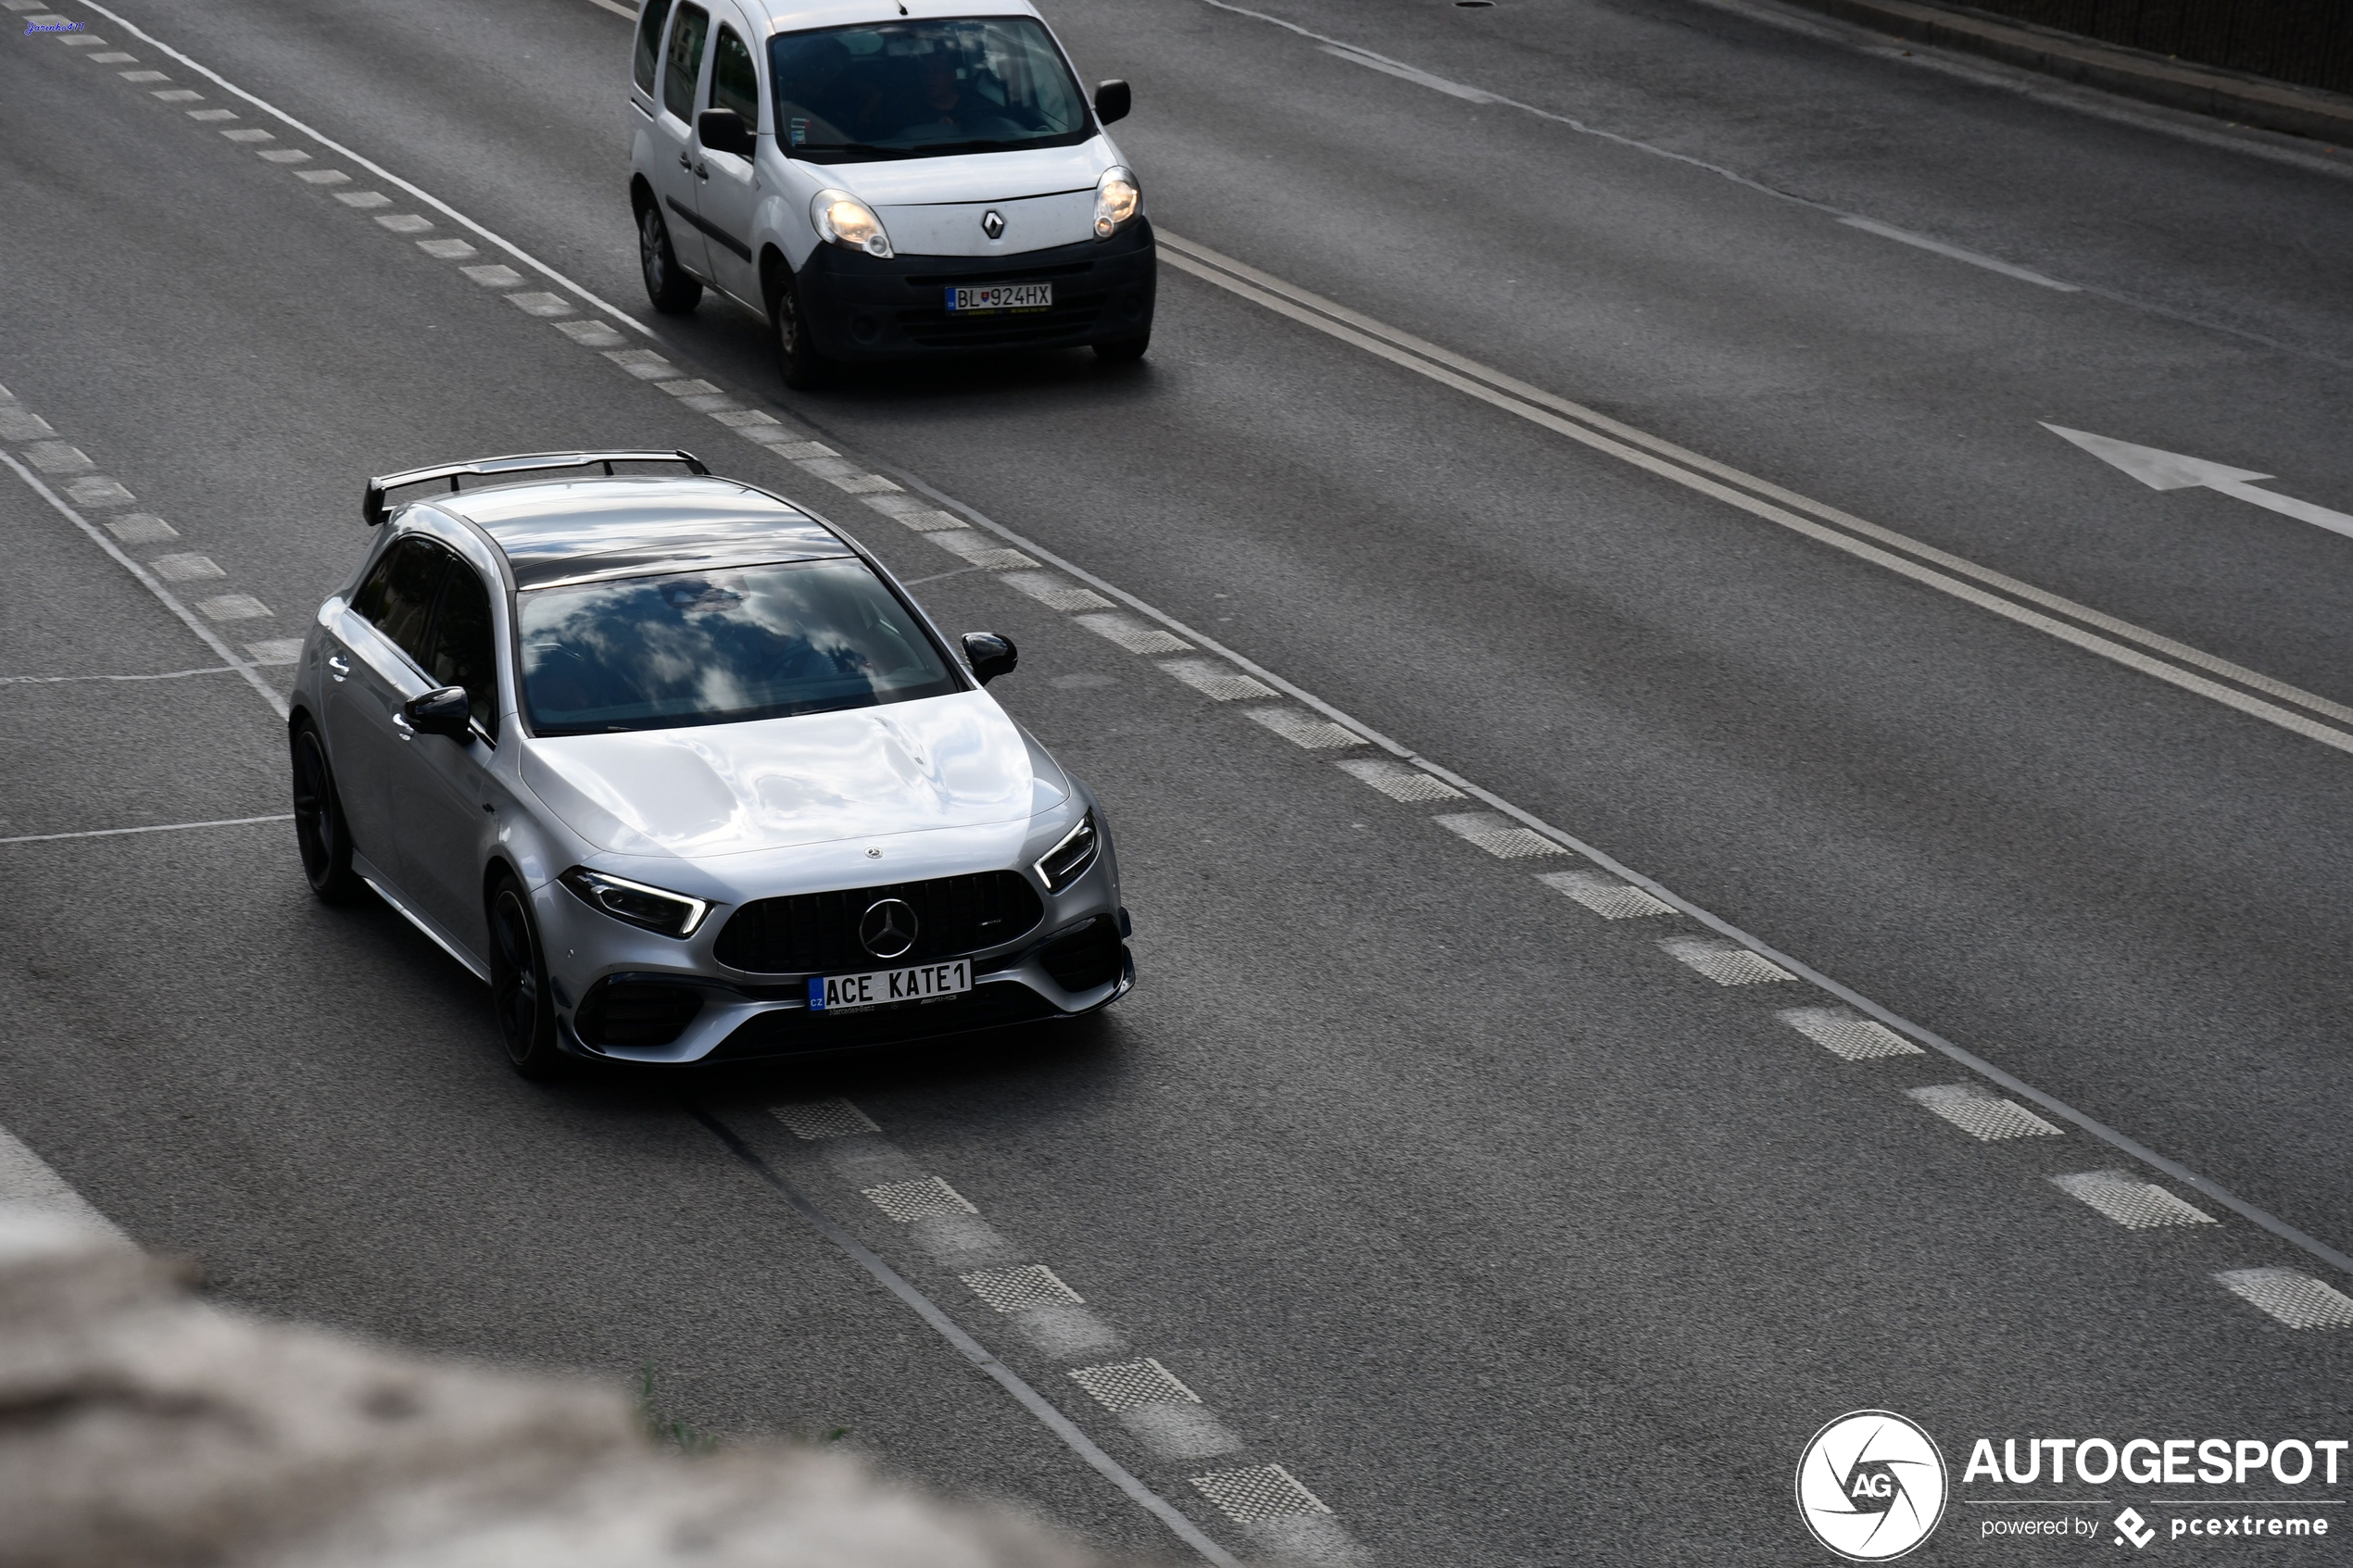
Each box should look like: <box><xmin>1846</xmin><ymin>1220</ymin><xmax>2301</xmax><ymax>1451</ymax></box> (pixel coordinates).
<box><xmin>1796</xmin><ymin>1411</ymin><xmax>1949</xmax><ymax>1561</ymax></box>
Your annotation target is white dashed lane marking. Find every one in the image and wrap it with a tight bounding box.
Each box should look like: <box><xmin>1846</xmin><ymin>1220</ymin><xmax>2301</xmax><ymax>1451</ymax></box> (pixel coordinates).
<box><xmin>1333</xmin><ymin>756</ymin><xmax>1463</xmax><ymax>803</ymax></box>
<box><xmin>333</xmin><ymin>190</ymin><xmax>391</xmax><ymax>209</ymax></box>
<box><xmin>1000</xmin><ymin>571</ymin><xmax>1112</xmax><ymax>611</ymax></box>
<box><xmin>1190</xmin><ymin>1463</ymin><xmax>1332</xmax><ymax>1524</ymax></box>
<box><xmin>1539</xmin><ymin>867</ymin><xmax>1674</xmax><ymax>918</ymax></box>
<box><xmin>863</xmin><ymin>1175</ymin><xmax>979</xmax><ymax>1223</ymax></box>
<box><xmin>1657</xmin><ymin>935</ymin><xmax>1795</xmax><ymax>985</ymax></box>
<box><xmin>1906</xmin><ymin>1083</ymin><xmax>2063</xmax><ymax>1141</ymax></box>
<box><xmin>146</xmin><ymin>552</ymin><xmax>223</xmax><ymax>582</ymax></box>
<box><xmin>1072</xmin><ymin>1358</ymin><xmax>1202</xmax><ymax>1411</ymax></box>
<box><xmin>415</xmin><ymin>238</ymin><xmax>476</xmax><ymax>259</ymax></box>
<box><xmin>2050</xmin><ymin>1170</ymin><xmax>2216</xmax><ymax>1229</ymax></box>
<box><xmin>296</xmin><ymin>169</ymin><xmax>348</xmax><ymax>184</ymax></box>
<box><xmin>1157</xmin><ymin>657</ymin><xmax>1276</xmax><ymax>702</ymax></box>
<box><xmin>2216</xmin><ymin>1268</ymin><xmax>2353</xmax><ymax>1329</ymax></box>
<box><xmin>24</xmin><ymin>441</ymin><xmax>93</xmax><ymax>472</ymax></box>
<box><xmin>1076</xmin><ymin>611</ymin><xmax>1193</xmax><ymax>656</ymax></box>
<box><xmin>194</xmin><ymin>593</ymin><xmax>271</xmax><ymax>621</ymax></box>
<box><xmin>1778</xmin><ymin>1005</ymin><xmax>1923</xmax><ymax>1060</ymax></box>
<box><xmin>460</xmin><ymin>263</ymin><xmax>523</xmax><ymax>287</ymax></box>
<box><xmin>374</xmin><ymin>214</ymin><xmax>432</xmax><ymax>233</ymax></box>
<box><xmin>503</xmin><ymin>291</ymin><xmax>573</xmax><ymax>317</ymax></box>
<box><xmin>1243</xmin><ymin>705</ymin><xmax>1363</xmax><ymax>749</ymax></box>
<box><xmin>1433</xmin><ymin>809</ymin><xmax>1567</xmax><ymax>859</ymax></box>
<box><xmin>926</xmin><ymin>531</ymin><xmax>1037</xmax><ymax>570</ymax></box>
<box><xmin>961</xmin><ymin>1263</ymin><xmax>1086</xmax><ymax>1312</ymax></box>
<box><xmin>770</xmin><ymin>1098</ymin><xmax>880</xmax><ymax>1139</ymax></box>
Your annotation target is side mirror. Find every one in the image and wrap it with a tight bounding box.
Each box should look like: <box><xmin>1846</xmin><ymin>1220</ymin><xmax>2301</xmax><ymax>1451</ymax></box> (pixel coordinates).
<box><xmin>404</xmin><ymin>685</ymin><xmax>473</xmax><ymax>740</ymax></box>
<box><xmin>1092</xmin><ymin>79</ymin><xmax>1130</xmax><ymax>126</ymax></box>
<box><xmin>697</xmin><ymin>107</ymin><xmax>756</xmax><ymax>157</ymax></box>
<box><xmin>962</xmin><ymin>632</ymin><xmax>1018</xmax><ymax>686</ymax></box>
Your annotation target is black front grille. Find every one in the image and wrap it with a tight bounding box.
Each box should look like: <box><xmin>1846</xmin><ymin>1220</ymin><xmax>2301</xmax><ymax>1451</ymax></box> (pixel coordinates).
<box><xmin>574</xmin><ymin>979</ymin><xmax>703</xmax><ymax>1048</ymax></box>
<box><xmin>1038</xmin><ymin>916</ymin><xmax>1126</xmax><ymax>993</ymax></box>
<box><xmin>896</xmin><ymin>288</ymin><xmax>1112</xmax><ymax>349</ymax></box>
<box><xmin>713</xmin><ymin>871</ymin><xmax>1044</xmax><ymax>975</ymax></box>
<box><xmin>710</xmin><ymin>982</ymin><xmax>1064</xmax><ymax>1060</ymax></box>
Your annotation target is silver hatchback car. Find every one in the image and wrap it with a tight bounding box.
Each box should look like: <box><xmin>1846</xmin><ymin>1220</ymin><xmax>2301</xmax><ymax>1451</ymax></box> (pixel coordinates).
<box><xmin>288</xmin><ymin>450</ymin><xmax>1130</xmax><ymax>1076</ymax></box>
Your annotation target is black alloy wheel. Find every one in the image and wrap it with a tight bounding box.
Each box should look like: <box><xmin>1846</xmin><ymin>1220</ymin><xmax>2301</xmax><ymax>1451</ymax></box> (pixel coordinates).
<box><xmin>489</xmin><ymin>879</ymin><xmax>566</xmax><ymax>1081</ymax></box>
<box><xmin>768</xmin><ymin>266</ymin><xmax>832</xmax><ymax>390</ymax></box>
<box><xmin>290</xmin><ymin>721</ymin><xmax>363</xmax><ymax>904</ymax></box>
<box><xmin>638</xmin><ymin>201</ymin><xmax>703</xmax><ymax>314</ymax></box>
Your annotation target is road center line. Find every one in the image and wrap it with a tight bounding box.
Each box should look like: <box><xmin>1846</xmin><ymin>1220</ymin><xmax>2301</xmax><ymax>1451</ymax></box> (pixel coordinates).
<box><xmin>1154</xmin><ymin>231</ymin><xmax>2353</xmax><ymax>755</ymax></box>
<box><xmin>686</xmin><ymin>1109</ymin><xmax>1242</xmax><ymax>1568</ymax></box>
<box><xmin>0</xmin><ymin>814</ymin><xmax>294</xmax><ymax>847</ymax></box>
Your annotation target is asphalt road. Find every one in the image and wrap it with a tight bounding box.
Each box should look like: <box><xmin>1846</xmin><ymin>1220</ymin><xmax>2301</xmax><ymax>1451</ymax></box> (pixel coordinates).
<box><xmin>5</xmin><ymin>0</ymin><xmax>2353</xmax><ymax>1561</ymax></box>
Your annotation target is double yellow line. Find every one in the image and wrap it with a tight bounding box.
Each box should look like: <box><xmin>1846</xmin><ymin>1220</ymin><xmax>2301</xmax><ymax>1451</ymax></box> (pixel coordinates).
<box><xmin>1158</xmin><ymin>230</ymin><xmax>2353</xmax><ymax>757</ymax></box>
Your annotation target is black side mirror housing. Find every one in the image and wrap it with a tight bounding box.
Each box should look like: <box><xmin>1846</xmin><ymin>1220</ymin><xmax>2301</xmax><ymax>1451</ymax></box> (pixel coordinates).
<box><xmin>697</xmin><ymin>107</ymin><xmax>756</xmax><ymax>157</ymax></box>
<box><xmin>1092</xmin><ymin>79</ymin><xmax>1130</xmax><ymax>126</ymax></box>
<box><xmin>405</xmin><ymin>685</ymin><xmax>473</xmax><ymax>740</ymax></box>
<box><xmin>962</xmin><ymin>632</ymin><xmax>1018</xmax><ymax>686</ymax></box>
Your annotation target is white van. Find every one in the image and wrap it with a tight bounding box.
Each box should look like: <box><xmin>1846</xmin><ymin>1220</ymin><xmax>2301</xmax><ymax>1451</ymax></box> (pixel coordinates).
<box><xmin>626</xmin><ymin>0</ymin><xmax>1152</xmax><ymax>387</ymax></box>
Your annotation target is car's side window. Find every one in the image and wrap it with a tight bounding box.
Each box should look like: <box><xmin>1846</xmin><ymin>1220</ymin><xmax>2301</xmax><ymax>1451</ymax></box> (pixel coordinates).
<box><xmin>349</xmin><ymin>537</ymin><xmax>452</xmax><ymax>668</ymax></box>
<box><xmin>710</xmin><ymin>23</ymin><xmax>758</xmax><ymax>127</ymax></box>
<box><xmin>662</xmin><ymin>4</ymin><xmax>711</xmax><ymax>123</ymax></box>
<box><xmin>632</xmin><ymin>0</ymin><xmax>674</xmax><ymax>95</ymax></box>
<box><xmin>422</xmin><ymin>563</ymin><xmax>500</xmax><ymax>742</ymax></box>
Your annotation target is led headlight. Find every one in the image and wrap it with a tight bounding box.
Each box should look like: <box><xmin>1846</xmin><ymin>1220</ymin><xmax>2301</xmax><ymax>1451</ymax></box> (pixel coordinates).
<box><xmin>812</xmin><ymin>189</ymin><xmax>894</xmax><ymax>257</ymax></box>
<box><xmin>1092</xmin><ymin>168</ymin><xmax>1139</xmax><ymax>240</ymax></box>
<box><xmin>559</xmin><ymin>867</ymin><xmax>711</xmax><ymax>938</ymax></box>
<box><xmin>1035</xmin><ymin>811</ymin><xmax>1100</xmax><ymax>891</ymax></box>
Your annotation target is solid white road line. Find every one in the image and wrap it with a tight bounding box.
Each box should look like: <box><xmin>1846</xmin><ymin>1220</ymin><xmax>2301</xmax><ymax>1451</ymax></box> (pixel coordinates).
<box><xmin>689</xmin><ymin>1110</ymin><xmax>1244</xmax><ymax>1568</ymax></box>
<box><xmin>0</xmin><ymin>814</ymin><xmax>293</xmax><ymax>847</ymax></box>
<box><xmin>0</xmin><ymin>452</ymin><xmax>288</xmax><ymax>718</ymax></box>
<box><xmin>1155</xmin><ymin>231</ymin><xmax>2353</xmax><ymax>754</ymax></box>
<box><xmin>76</xmin><ymin>0</ymin><xmax>652</xmax><ymax>333</ymax></box>
<box><xmin>1838</xmin><ymin>217</ymin><xmax>2079</xmax><ymax>291</ymax></box>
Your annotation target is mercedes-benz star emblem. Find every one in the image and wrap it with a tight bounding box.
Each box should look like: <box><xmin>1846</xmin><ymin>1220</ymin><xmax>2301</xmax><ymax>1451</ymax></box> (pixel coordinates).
<box><xmin>859</xmin><ymin>897</ymin><xmax>919</xmax><ymax>960</ymax></box>
<box><xmin>981</xmin><ymin>208</ymin><xmax>1005</xmax><ymax>240</ymax></box>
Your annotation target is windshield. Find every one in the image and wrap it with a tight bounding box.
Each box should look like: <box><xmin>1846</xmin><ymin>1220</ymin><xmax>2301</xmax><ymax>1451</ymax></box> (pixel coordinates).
<box><xmin>519</xmin><ymin>559</ymin><xmax>961</xmax><ymax>735</ymax></box>
<box><xmin>769</xmin><ymin>17</ymin><xmax>1091</xmax><ymax>162</ymax></box>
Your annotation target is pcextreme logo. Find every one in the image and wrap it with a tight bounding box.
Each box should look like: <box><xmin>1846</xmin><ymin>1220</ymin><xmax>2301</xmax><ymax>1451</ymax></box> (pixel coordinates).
<box><xmin>1798</xmin><ymin>1410</ymin><xmax>1951</xmax><ymax>1561</ymax></box>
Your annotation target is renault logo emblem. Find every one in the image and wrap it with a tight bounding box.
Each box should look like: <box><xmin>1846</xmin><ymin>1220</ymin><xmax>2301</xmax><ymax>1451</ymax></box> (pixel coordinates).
<box><xmin>859</xmin><ymin>897</ymin><xmax>919</xmax><ymax>960</ymax></box>
<box><xmin>981</xmin><ymin>209</ymin><xmax>1005</xmax><ymax>240</ymax></box>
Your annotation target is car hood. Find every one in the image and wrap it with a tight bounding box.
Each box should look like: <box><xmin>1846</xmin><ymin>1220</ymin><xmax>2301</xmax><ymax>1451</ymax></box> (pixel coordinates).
<box><xmin>519</xmin><ymin>692</ymin><xmax>1068</xmax><ymax>859</ymax></box>
<box><xmin>833</xmin><ymin>138</ymin><xmax>1113</xmax><ymax>207</ymax></box>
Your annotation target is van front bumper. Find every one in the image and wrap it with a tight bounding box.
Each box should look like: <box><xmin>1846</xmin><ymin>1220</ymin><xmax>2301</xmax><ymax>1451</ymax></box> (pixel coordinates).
<box><xmin>794</xmin><ymin>220</ymin><xmax>1154</xmax><ymax>360</ymax></box>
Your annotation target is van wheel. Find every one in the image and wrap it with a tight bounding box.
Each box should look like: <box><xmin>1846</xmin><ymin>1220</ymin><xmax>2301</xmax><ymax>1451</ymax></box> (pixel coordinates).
<box><xmin>769</xmin><ymin>269</ymin><xmax>833</xmax><ymax>391</ymax></box>
<box><xmin>290</xmin><ymin>721</ymin><xmax>364</xmax><ymax>904</ymax></box>
<box><xmin>488</xmin><ymin>877</ymin><xmax>567</xmax><ymax>1081</ymax></box>
<box><xmin>638</xmin><ymin>203</ymin><xmax>702</xmax><ymax>314</ymax></box>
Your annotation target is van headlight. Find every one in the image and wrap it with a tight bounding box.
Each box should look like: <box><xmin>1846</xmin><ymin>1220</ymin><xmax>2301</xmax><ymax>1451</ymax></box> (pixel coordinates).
<box><xmin>1093</xmin><ymin>168</ymin><xmax>1140</xmax><ymax>239</ymax></box>
<box><xmin>559</xmin><ymin>867</ymin><xmax>711</xmax><ymax>937</ymax></box>
<box><xmin>813</xmin><ymin>190</ymin><xmax>894</xmax><ymax>258</ymax></box>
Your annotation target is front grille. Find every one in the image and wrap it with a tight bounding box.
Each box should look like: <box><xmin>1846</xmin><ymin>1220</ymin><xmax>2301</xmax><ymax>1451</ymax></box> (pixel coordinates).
<box><xmin>1038</xmin><ymin>916</ymin><xmax>1125</xmax><ymax>992</ymax></box>
<box><xmin>713</xmin><ymin>871</ymin><xmax>1044</xmax><ymax>975</ymax></box>
<box><xmin>896</xmin><ymin>289</ymin><xmax>1112</xmax><ymax>349</ymax></box>
<box><xmin>574</xmin><ymin>979</ymin><xmax>703</xmax><ymax>1048</ymax></box>
<box><xmin>904</xmin><ymin>260</ymin><xmax>1098</xmax><ymax>288</ymax></box>
<box><xmin>710</xmin><ymin>982</ymin><xmax>1063</xmax><ymax>1060</ymax></box>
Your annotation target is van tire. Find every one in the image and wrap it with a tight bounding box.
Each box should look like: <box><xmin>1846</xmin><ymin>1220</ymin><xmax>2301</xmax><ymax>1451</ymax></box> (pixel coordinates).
<box><xmin>638</xmin><ymin>202</ymin><xmax>703</xmax><ymax>315</ymax></box>
<box><xmin>769</xmin><ymin>267</ymin><xmax>833</xmax><ymax>390</ymax></box>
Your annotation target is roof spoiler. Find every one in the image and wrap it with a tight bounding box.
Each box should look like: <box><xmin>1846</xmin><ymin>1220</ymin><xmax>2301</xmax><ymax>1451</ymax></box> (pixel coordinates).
<box><xmin>361</xmin><ymin>449</ymin><xmax>710</xmax><ymax>527</ymax></box>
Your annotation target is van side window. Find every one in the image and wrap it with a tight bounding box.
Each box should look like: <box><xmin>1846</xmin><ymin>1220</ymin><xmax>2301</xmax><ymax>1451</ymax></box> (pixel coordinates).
<box><xmin>422</xmin><ymin>562</ymin><xmax>500</xmax><ymax>741</ymax></box>
<box><xmin>349</xmin><ymin>538</ymin><xmax>453</xmax><ymax>666</ymax></box>
<box><xmin>711</xmin><ymin>24</ymin><xmax>758</xmax><ymax>127</ymax></box>
<box><xmin>662</xmin><ymin>4</ymin><xmax>711</xmax><ymax>122</ymax></box>
<box><xmin>633</xmin><ymin>0</ymin><xmax>675</xmax><ymax>95</ymax></box>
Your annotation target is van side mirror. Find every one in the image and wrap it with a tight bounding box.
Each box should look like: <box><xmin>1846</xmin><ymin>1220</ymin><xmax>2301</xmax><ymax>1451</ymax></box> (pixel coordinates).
<box><xmin>1092</xmin><ymin>79</ymin><xmax>1130</xmax><ymax>126</ymax></box>
<box><xmin>962</xmin><ymin>633</ymin><xmax>1018</xmax><ymax>685</ymax></box>
<box><xmin>697</xmin><ymin>107</ymin><xmax>756</xmax><ymax>157</ymax></box>
<box><xmin>404</xmin><ymin>685</ymin><xmax>473</xmax><ymax>740</ymax></box>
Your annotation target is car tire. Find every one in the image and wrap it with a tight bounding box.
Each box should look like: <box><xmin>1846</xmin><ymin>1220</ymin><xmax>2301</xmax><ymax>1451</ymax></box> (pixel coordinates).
<box><xmin>638</xmin><ymin>201</ymin><xmax>703</xmax><ymax>315</ymax></box>
<box><xmin>488</xmin><ymin>876</ymin><xmax>567</xmax><ymax>1081</ymax></box>
<box><xmin>769</xmin><ymin>267</ymin><xmax>833</xmax><ymax>391</ymax></box>
<box><xmin>1092</xmin><ymin>329</ymin><xmax>1150</xmax><ymax>363</ymax></box>
<box><xmin>290</xmin><ymin>720</ymin><xmax>364</xmax><ymax>904</ymax></box>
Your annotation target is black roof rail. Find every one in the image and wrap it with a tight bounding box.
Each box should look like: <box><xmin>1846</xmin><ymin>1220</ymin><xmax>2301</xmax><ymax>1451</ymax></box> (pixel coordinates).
<box><xmin>361</xmin><ymin>449</ymin><xmax>711</xmax><ymax>527</ymax></box>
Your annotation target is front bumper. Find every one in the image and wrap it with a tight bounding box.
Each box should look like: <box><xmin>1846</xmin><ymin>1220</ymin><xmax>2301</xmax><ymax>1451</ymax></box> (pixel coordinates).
<box><xmin>795</xmin><ymin>219</ymin><xmax>1155</xmax><ymax>360</ymax></box>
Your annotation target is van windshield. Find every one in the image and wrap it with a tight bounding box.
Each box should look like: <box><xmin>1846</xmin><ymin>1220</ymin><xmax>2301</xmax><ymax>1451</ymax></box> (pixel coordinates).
<box><xmin>769</xmin><ymin>17</ymin><xmax>1091</xmax><ymax>162</ymax></box>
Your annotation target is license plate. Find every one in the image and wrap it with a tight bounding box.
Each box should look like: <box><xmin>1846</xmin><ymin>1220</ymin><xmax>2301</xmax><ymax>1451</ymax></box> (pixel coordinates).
<box><xmin>946</xmin><ymin>282</ymin><xmax>1051</xmax><ymax>313</ymax></box>
<box><xmin>807</xmin><ymin>959</ymin><xmax>971</xmax><ymax>1012</ymax></box>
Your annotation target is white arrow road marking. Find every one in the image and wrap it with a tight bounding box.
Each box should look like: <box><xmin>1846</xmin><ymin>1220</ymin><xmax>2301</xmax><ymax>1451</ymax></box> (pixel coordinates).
<box><xmin>2045</xmin><ymin>423</ymin><xmax>2353</xmax><ymax>540</ymax></box>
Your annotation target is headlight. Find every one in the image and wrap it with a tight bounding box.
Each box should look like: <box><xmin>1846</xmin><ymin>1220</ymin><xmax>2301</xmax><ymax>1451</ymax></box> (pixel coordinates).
<box><xmin>1092</xmin><ymin>169</ymin><xmax>1140</xmax><ymax>240</ymax></box>
<box><xmin>1035</xmin><ymin>811</ymin><xmax>1100</xmax><ymax>891</ymax></box>
<box><xmin>559</xmin><ymin>867</ymin><xmax>711</xmax><ymax>938</ymax></box>
<box><xmin>812</xmin><ymin>189</ymin><xmax>893</xmax><ymax>257</ymax></box>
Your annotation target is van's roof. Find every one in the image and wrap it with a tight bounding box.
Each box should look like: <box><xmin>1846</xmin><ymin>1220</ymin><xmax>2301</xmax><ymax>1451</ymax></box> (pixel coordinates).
<box><xmin>741</xmin><ymin>0</ymin><xmax>1042</xmax><ymax>37</ymax></box>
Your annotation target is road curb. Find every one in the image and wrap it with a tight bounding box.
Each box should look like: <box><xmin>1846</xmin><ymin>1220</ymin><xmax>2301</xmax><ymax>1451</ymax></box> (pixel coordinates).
<box><xmin>1775</xmin><ymin>0</ymin><xmax>2353</xmax><ymax>146</ymax></box>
